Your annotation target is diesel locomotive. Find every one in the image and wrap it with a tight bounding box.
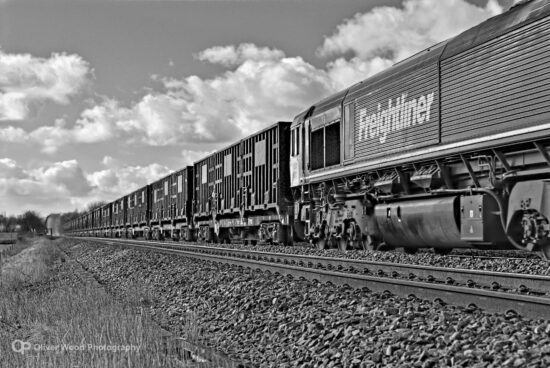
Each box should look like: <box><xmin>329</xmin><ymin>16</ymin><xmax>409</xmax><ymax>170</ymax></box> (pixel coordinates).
<box><xmin>65</xmin><ymin>0</ymin><xmax>550</xmax><ymax>259</ymax></box>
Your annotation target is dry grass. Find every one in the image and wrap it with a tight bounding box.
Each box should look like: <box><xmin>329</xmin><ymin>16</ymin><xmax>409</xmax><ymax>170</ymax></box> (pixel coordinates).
<box><xmin>0</xmin><ymin>238</ymin><xmax>215</xmax><ymax>368</ymax></box>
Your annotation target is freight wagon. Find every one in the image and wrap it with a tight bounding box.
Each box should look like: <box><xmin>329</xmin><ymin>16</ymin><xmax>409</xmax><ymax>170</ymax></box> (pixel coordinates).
<box><xmin>148</xmin><ymin>167</ymin><xmax>194</xmax><ymax>240</ymax></box>
<box><xmin>193</xmin><ymin>121</ymin><xmax>293</xmax><ymax>244</ymax></box>
<box><xmin>112</xmin><ymin>196</ymin><xmax>128</xmax><ymax>237</ymax></box>
<box><xmin>290</xmin><ymin>0</ymin><xmax>550</xmax><ymax>258</ymax></box>
<box><xmin>92</xmin><ymin>206</ymin><xmax>102</xmax><ymax>237</ymax></box>
<box><xmin>127</xmin><ymin>185</ymin><xmax>150</xmax><ymax>238</ymax></box>
<box><xmin>100</xmin><ymin>203</ymin><xmax>111</xmax><ymax>237</ymax></box>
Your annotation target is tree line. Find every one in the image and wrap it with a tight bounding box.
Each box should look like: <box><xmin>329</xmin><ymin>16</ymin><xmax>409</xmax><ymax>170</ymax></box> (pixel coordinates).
<box><xmin>0</xmin><ymin>201</ymin><xmax>107</xmax><ymax>234</ymax></box>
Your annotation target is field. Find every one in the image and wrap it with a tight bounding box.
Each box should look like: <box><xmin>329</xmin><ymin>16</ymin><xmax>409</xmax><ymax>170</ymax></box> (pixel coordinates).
<box><xmin>0</xmin><ymin>237</ymin><xmax>215</xmax><ymax>368</ymax></box>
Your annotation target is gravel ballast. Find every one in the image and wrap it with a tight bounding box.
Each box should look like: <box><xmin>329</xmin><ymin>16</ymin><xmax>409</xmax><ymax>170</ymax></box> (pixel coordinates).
<box><xmin>208</xmin><ymin>243</ymin><xmax>550</xmax><ymax>276</ymax></box>
<box><xmin>62</xmin><ymin>239</ymin><xmax>550</xmax><ymax>367</ymax></box>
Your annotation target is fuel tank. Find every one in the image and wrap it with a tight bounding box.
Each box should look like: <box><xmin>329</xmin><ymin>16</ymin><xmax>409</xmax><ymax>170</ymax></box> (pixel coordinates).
<box><xmin>375</xmin><ymin>196</ymin><xmax>469</xmax><ymax>248</ymax></box>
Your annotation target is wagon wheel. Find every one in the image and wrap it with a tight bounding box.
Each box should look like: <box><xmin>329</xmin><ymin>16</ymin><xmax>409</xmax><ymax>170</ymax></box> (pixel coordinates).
<box><xmin>350</xmin><ymin>223</ymin><xmax>363</xmax><ymax>250</ymax></box>
<box><xmin>316</xmin><ymin>238</ymin><xmax>327</xmax><ymax>250</ymax></box>
<box><xmin>539</xmin><ymin>242</ymin><xmax>550</xmax><ymax>261</ymax></box>
<box><xmin>363</xmin><ymin>234</ymin><xmax>380</xmax><ymax>251</ymax></box>
<box><xmin>337</xmin><ymin>238</ymin><xmax>348</xmax><ymax>252</ymax></box>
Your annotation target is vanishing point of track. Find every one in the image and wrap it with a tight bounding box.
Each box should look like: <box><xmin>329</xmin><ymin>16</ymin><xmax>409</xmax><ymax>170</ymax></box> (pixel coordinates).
<box><xmin>75</xmin><ymin>237</ymin><xmax>550</xmax><ymax>320</ymax></box>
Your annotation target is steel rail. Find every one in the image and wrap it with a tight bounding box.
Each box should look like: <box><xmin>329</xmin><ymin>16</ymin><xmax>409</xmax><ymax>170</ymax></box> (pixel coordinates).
<box><xmin>78</xmin><ymin>237</ymin><xmax>550</xmax><ymax>320</ymax></box>
<box><xmin>80</xmin><ymin>237</ymin><xmax>550</xmax><ymax>294</ymax></box>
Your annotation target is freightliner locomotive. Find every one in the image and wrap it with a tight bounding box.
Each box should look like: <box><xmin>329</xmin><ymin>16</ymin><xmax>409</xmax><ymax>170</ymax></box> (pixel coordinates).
<box><xmin>65</xmin><ymin>0</ymin><xmax>550</xmax><ymax>259</ymax></box>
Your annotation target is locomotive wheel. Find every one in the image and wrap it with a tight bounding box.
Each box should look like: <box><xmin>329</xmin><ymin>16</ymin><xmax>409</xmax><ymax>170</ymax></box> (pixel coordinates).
<box><xmin>316</xmin><ymin>239</ymin><xmax>326</xmax><ymax>250</ymax></box>
<box><xmin>338</xmin><ymin>238</ymin><xmax>348</xmax><ymax>252</ymax></box>
<box><xmin>539</xmin><ymin>243</ymin><xmax>550</xmax><ymax>261</ymax></box>
<box><xmin>363</xmin><ymin>235</ymin><xmax>381</xmax><ymax>251</ymax></box>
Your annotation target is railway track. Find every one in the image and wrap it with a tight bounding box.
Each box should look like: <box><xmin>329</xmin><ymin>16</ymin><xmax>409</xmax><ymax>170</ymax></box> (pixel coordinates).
<box><xmin>76</xmin><ymin>236</ymin><xmax>550</xmax><ymax>320</ymax></box>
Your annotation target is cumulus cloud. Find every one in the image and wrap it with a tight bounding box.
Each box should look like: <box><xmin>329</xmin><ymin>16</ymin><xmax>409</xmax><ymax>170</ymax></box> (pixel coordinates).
<box><xmin>318</xmin><ymin>0</ymin><xmax>502</xmax><ymax>89</ymax></box>
<box><xmin>21</xmin><ymin>44</ymin><xmax>334</xmax><ymax>154</ymax></box>
<box><xmin>2</xmin><ymin>0</ymin><xmax>504</xmax><ymax>158</ymax></box>
<box><xmin>87</xmin><ymin>158</ymin><xmax>171</xmax><ymax>195</ymax></box>
<box><xmin>196</xmin><ymin>43</ymin><xmax>285</xmax><ymax>67</ymax></box>
<box><xmin>0</xmin><ymin>157</ymin><xmax>172</xmax><ymax>215</ymax></box>
<box><xmin>0</xmin><ymin>159</ymin><xmax>93</xmax><ymax>215</ymax></box>
<box><xmin>0</xmin><ymin>50</ymin><xmax>92</xmax><ymax>121</ymax></box>
<box><xmin>0</xmin><ymin>126</ymin><xmax>29</xmax><ymax>143</ymax></box>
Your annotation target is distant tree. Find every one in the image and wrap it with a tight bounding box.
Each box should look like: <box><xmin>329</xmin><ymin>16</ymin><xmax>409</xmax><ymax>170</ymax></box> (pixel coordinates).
<box><xmin>60</xmin><ymin>210</ymin><xmax>81</xmax><ymax>224</ymax></box>
<box><xmin>6</xmin><ymin>215</ymin><xmax>18</xmax><ymax>232</ymax></box>
<box><xmin>18</xmin><ymin>211</ymin><xmax>46</xmax><ymax>233</ymax></box>
<box><xmin>86</xmin><ymin>201</ymin><xmax>107</xmax><ymax>212</ymax></box>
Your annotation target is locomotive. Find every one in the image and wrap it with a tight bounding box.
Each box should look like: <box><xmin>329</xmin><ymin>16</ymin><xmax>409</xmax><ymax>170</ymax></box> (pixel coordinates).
<box><xmin>65</xmin><ymin>0</ymin><xmax>550</xmax><ymax>259</ymax></box>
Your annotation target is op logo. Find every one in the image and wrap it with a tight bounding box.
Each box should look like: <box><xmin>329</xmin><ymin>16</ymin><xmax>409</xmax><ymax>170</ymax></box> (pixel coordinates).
<box><xmin>357</xmin><ymin>92</ymin><xmax>435</xmax><ymax>144</ymax></box>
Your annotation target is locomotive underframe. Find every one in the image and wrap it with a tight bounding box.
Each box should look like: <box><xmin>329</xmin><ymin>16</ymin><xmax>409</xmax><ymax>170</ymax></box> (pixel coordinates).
<box><xmin>293</xmin><ymin>138</ymin><xmax>550</xmax><ymax>258</ymax></box>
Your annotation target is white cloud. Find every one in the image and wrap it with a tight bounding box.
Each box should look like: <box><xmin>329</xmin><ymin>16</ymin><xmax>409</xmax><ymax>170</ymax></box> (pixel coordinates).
<box><xmin>0</xmin><ymin>157</ymin><xmax>172</xmax><ymax>215</ymax></box>
<box><xmin>2</xmin><ymin>0</ymin><xmax>504</xmax><ymax>162</ymax></box>
<box><xmin>0</xmin><ymin>126</ymin><xmax>29</xmax><ymax>143</ymax></box>
<box><xmin>318</xmin><ymin>0</ymin><xmax>502</xmax><ymax>64</ymax></box>
<box><xmin>0</xmin><ymin>158</ymin><xmax>93</xmax><ymax>215</ymax></box>
<box><xmin>0</xmin><ymin>50</ymin><xmax>92</xmax><ymax>121</ymax></box>
<box><xmin>22</xmin><ymin>44</ymin><xmax>334</xmax><ymax>154</ymax></box>
<box><xmin>87</xmin><ymin>161</ymin><xmax>172</xmax><ymax>198</ymax></box>
<box><xmin>31</xmin><ymin>160</ymin><xmax>93</xmax><ymax>196</ymax></box>
<box><xmin>197</xmin><ymin>43</ymin><xmax>285</xmax><ymax>67</ymax></box>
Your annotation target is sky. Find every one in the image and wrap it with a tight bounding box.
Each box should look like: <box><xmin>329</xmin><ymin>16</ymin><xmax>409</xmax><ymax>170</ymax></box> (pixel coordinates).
<box><xmin>0</xmin><ymin>0</ymin><xmax>518</xmax><ymax>216</ymax></box>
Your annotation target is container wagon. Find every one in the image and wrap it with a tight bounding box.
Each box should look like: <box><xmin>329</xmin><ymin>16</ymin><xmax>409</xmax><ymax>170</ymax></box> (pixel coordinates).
<box><xmin>167</xmin><ymin>167</ymin><xmax>194</xmax><ymax>241</ymax></box>
<box><xmin>193</xmin><ymin>121</ymin><xmax>293</xmax><ymax>244</ymax></box>
<box><xmin>126</xmin><ymin>185</ymin><xmax>150</xmax><ymax>238</ymax></box>
<box><xmin>100</xmin><ymin>203</ymin><xmax>111</xmax><ymax>237</ymax></box>
<box><xmin>112</xmin><ymin>196</ymin><xmax>128</xmax><ymax>237</ymax></box>
<box><xmin>150</xmin><ymin>174</ymin><xmax>171</xmax><ymax>239</ymax></box>
<box><xmin>290</xmin><ymin>0</ymin><xmax>550</xmax><ymax>258</ymax></box>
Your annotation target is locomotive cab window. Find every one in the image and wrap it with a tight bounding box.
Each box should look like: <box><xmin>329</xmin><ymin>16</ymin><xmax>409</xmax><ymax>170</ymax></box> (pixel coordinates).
<box><xmin>310</xmin><ymin>120</ymin><xmax>341</xmax><ymax>170</ymax></box>
<box><xmin>291</xmin><ymin>127</ymin><xmax>301</xmax><ymax>156</ymax></box>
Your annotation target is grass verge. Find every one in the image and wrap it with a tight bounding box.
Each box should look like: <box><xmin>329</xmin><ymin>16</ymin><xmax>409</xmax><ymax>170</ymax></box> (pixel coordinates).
<box><xmin>0</xmin><ymin>238</ymin><xmax>209</xmax><ymax>368</ymax></box>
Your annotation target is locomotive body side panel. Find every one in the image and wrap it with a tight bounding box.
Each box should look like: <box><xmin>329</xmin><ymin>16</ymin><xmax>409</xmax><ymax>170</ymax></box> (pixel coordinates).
<box><xmin>349</xmin><ymin>57</ymin><xmax>441</xmax><ymax>162</ymax></box>
<box><xmin>441</xmin><ymin>16</ymin><xmax>550</xmax><ymax>143</ymax></box>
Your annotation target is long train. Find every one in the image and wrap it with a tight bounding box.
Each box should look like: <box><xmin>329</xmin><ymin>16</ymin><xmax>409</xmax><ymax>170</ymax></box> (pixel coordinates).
<box><xmin>64</xmin><ymin>0</ymin><xmax>550</xmax><ymax>259</ymax></box>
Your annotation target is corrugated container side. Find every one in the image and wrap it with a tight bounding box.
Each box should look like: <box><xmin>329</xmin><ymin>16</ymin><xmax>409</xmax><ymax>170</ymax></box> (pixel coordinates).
<box><xmin>112</xmin><ymin>197</ymin><xmax>127</xmax><ymax>227</ymax></box>
<box><xmin>101</xmin><ymin>204</ymin><xmax>111</xmax><ymax>228</ymax></box>
<box><xmin>441</xmin><ymin>16</ymin><xmax>550</xmax><ymax>142</ymax></box>
<box><xmin>214</xmin><ymin>144</ymin><xmax>239</xmax><ymax>212</ymax></box>
<box><xmin>151</xmin><ymin>176</ymin><xmax>171</xmax><ymax>222</ymax></box>
<box><xmin>194</xmin><ymin>154</ymin><xmax>215</xmax><ymax>216</ymax></box>
<box><xmin>127</xmin><ymin>186</ymin><xmax>148</xmax><ymax>225</ymax></box>
<box><xmin>170</xmin><ymin>167</ymin><xmax>192</xmax><ymax>220</ymax></box>
<box><xmin>351</xmin><ymin>61</ymin><xmax>440</xmax><ymax>161</ymax></box>
<box><xmin>93</xmin><ymin>208</ymin><xmax>101</xmax><ymax>229</ymax></box>
<box><xmin>241</xmin><ymin>124</ymin><xmax>284</xmax><ymax>208</ymax></box>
